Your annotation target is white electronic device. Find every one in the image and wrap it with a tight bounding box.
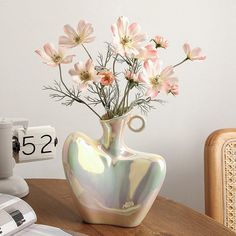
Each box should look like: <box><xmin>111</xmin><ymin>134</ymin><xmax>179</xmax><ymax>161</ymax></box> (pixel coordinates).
<box><xmin>0</xmin><ymin>194</ymin><xmax>84</xmax><ymax>236</ymax></box>
<box><xmin>0</xmin><ymin>118</ymin><xmax>58</xmax><ymax>198</ymax></box>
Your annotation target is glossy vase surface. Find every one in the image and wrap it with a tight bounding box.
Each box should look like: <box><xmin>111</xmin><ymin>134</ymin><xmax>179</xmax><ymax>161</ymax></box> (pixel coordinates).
<box><xmin>62</xmin><ymin>112</ymin><xmax>166</xmax><ymax>227</ymax></box>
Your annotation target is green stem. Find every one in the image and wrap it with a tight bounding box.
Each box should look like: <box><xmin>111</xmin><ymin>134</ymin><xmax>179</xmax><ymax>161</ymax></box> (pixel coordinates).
<box><xmin>82</xmin><ymin>101</ymin><xmax>102</xmax><ymax>119</ymax></box>
<box><xmin>94</xmin><ymin>83</ymin><xmax>105</xmax><ymax>107</ymax></box>
<box><xmin>58</xmin><ymin>65</ymin><xmax>101</xmax><ymax>119</ymax></box>
<box><xmin>101</xmin><ymin>85</ymin><xmax>110</xmax><ymax>111</ymax></box>
<box><xmin>82</xmin><ymin>44</ymin><xmax>93</xmax><ymax>60</ymax></box>
<box><xmin>126</xmin><ymin>88</ymin><xmax>130</xmax><ymax>108</ymax></box>
<box><xmin>58</xmin><ymin>64</ymin><xmax>72</xmax><ymax>95</ymax></box>
<box><xmin>118</xmin><ymin>54</ymin><xmax>132</xmax><ymax>66</ymax></box>
<box><xmin>95</xmin><ymin>83</ymin><xmax>111</xmax><ymax>117</ymax></box>
<box><xmin>104</xmin><ymin>46</ymin><xmax>111</xmax><ymax>67</ymax></box>
<box><xmin>107</xmin><ymin>86</ymin><xmax>113</xmax><ymax>117</ymax></box>
<box><xmin>173</xmin><ymin>58</ymin><xmax>188</xmax><ymax>68</ymax></box>
<box><xmin>117</xmin><ymin>82</ymin><xmax>129</xmax><ymax>114</ymax></box>
<box><xmin>122</xmin><ymin>84</ymin><xmax>129</xmax><ymax>114</ymax></box>
<box><xmin>113</xmin><ymin>54</ymin><xmax>120</xmax><ymax>113</ymax></box>
<box><xmin>133</xmin><ymin>58</ymin><xmax>139</xmax><ymax>73</ymax></box>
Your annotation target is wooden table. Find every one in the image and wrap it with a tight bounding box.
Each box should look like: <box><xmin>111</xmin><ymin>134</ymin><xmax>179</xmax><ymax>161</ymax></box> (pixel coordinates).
<box><xmin>23</xmin><ymin>179</ymin><xmax>236</xmax><ymax>236</ymax></box>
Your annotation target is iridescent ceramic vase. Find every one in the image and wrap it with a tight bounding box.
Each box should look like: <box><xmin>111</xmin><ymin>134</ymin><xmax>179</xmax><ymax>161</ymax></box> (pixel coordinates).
<box><xmin>62</xmin><ymin>112</ymin><xmax>166</xmax><ymax>227</ymax></box>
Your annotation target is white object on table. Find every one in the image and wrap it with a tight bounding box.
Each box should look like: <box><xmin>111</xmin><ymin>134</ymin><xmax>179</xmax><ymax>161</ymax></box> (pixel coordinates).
<box><xmin>0</xmin><ymin>194</ymin><xmax>87</xmax><ymax>236</ymax></box>
<box><xmin>0</xmin><ymin>118</ymin><xmax>57</xmax><ymax>198</ymax></box>
<box><xmin>15</xmin><ymin>126</ymin><xmax>56</xmax><ymax>163</ymax></box>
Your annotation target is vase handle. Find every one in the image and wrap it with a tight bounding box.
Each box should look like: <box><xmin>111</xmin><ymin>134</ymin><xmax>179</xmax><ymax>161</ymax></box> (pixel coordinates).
<box><xmin>127</xmin><ymin>115</ymin><xmax>146</xmax><ymax>132</ymax></box>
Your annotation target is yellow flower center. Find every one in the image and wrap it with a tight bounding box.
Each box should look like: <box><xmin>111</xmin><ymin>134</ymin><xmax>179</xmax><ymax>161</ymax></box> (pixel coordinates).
<box><xmin>150</xmin><ymin>77</ymin><xmax>159</xmax><ymax>88</ymax></box>
<box><xmin>80</xmin><ymin>71</ymin><xmax>91</xmax><ymax>82</ymax></box>
<box><xmin>74</xmin><ymin>35</ymin><xmax>84</xmax><ymax>45</ymax></box>
<box><xmin>52</xmin><ymin>54</ymin><xmax>62</xmax><ymax>63</ymax></box>
<box><xmin>187</xmin><ymin>53</ymin><xmax>193</xmax><ymax>60</ymax></box>
<box><xmin>121</xmin><ymin>36</ymin><xmax>132</xmax><ymax>47</ymax></box>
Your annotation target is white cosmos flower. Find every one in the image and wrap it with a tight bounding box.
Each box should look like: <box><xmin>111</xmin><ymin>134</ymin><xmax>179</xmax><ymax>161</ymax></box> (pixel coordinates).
<box><xmin>111</xmin><ymin>16</ymin><xmax>146</xmax><ymax>57</ymax></box>
<box><xmin>183</xmin><ymin>43</ymin><xmax>206</xmax><ymax>61</ymax></box>
<box><xmin>136</xmin><ymin>43</ymin><xmax>159</xmax><ymax>61</ymax></box>
<box><xmin>69</xmin><ymin>59</ymin><xmax>101</xmax><ymax>91</ymax></box>
<box><xmin>59</xmin><ymin>20</ymin><xmax>95</xmax><ymax>48</ymax></box>
<box><xmin>140</xmin><ymin>59</ymin><xmax>177</xmax><ymax>98</ymax></box>
<box><xmin>35</xmin><ymin>43</ymin><xmax>74</xmax><ymax>67</ymax></box>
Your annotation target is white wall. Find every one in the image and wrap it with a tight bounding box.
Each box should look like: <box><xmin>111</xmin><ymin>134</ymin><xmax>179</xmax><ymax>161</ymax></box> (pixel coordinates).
<box><xmin>0</xmin><ymin>0</ymin><xmax>236</xmax><ymax>213</ymax></box>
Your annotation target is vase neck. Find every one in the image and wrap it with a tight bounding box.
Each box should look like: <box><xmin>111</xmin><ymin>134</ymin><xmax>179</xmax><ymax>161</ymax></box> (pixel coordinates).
<box><xmin>100</xmin><ymin>113</ymin><xmax>131</xmax><ymax>156</ymax></box>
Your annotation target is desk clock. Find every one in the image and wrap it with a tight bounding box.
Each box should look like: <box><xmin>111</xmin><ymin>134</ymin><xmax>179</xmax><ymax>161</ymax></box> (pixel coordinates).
<box><xmin>0</xmin><ymin>118</ymin><xmax>58</xmax><ymax>198</ymax></box>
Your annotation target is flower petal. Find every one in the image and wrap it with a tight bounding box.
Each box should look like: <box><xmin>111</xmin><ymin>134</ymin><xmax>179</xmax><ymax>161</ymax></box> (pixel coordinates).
<box><xmin>128</xmin><ymin>22</ymin><xmax>140</xmax><ymax>36</ymax></box>
<box><xmin>64</xmin><ymin>24</ymin><xmax>77</xmax><ymax>38</ymax></box>
<box><xmin>198</xmin><ymin>55</ymin><xmax>206</xmax><ymax>60</ymax></box>
<box><xmin>161</xmin><ymin>66</ymin><xmax>174</xmax><ymax>78</ymax></box>
<box><xmin>77</xmin><ymin>20</ymin><xmax>86</xmax><ymax>32</ymax></box>
<box><xmin>61</xmin><ymin>55</ymin><xmax>75</xmax><ymax>64</ymax></box>
<box><xmin>85</xmin><ymin>59</ymin><xmax>93</xmax><ymax>71</ymax></box>
<box><xmin>59</xmin><ymin>36</ymin><xmax>76</xmax><ymax>48</ymax></box>
<box><xmin>35</xmin><ymin>49</ymin><xmax>51</xmax><ymax>61</ymax></box>
<box><xmin>191</xmin><ymin>47</ymin><xmax>201</xmax><ymax>57</ymax></box>
<box><xmin>82</xmin><ymin>22</ymin><xmax>94</xmax><ymax>36</ymax></box>
<box><xmin>74</xmin><ymin>62</ymin><xmax>84</xmax><ymax>72</ymax></box>
<box><xmin>132</xmin><ymin>33</ymin><xmax>146</xmax><ymax>43</ymax></box>
<box><xmin>45</xmin><ymin>61</ymin><xmax>58</xmax><ymax>67</ymax></box>
<box><xmin>43</xmin><ymin>43</ymin><xmax>57</xmax><ymax>57</ymax></box>
<box><xmin>69</xmin><ymin>68</ymin><xmax>78</xmax><ymax>76</ymax></box>
<box><xmin>83</xmin><ymin>36</ymin><xmax>96</xmax><ymax>43</ymax></box>
<box><xmin>183</xmin><ymin>43</ymin><xmax>190</xmax><ymax>55</ymax></box>
<box><xmin>117</xmin><ymin>16</ymin><xmax>129</xmax><ymax>36</ymax></box>
<box><xmin>78</xmin><ymin>82</ymin><xmax>88</xmax><ymax>91</ymax></box>
<box><xmin>153</xmin><ymin>59</ymin><xmax>163</xmax><ymax>75</ymax></box>
<box><xmin>146</xmin><ymin>88</ymin><xmax>159</xmax><ymax>98</ymax></box>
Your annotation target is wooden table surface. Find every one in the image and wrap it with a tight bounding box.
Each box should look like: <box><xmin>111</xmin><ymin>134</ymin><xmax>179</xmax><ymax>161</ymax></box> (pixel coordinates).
<box><xmin>23</xmin><ymin>179</ymin><xmax>236</xmax><ymax>236</ymax></box>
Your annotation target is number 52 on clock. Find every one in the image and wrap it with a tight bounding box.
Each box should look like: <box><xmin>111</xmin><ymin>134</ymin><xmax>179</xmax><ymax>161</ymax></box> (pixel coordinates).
<box><xmin>13</xmin><ymin>126</ymin><xmax>57</xmax><ymax>162</ymax></box>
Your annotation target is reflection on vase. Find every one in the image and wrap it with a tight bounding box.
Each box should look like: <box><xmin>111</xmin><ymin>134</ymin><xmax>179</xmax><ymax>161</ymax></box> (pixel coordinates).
<box><xmin>63</xmin><ymin>112</ymin><xmax>166</xmax><ymax>227</ymax></box>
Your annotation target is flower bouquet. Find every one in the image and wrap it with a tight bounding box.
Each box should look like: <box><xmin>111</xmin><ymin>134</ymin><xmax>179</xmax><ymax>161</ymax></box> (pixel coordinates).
<box><xmin>36</xmin><ymin>16</ymin><xmax>205</xmax><ymax>227</ymax></box>
<box><xmin>36</xmin><ymin>16</ymin><xmax>205</xmax><ymax>120</ymax></box>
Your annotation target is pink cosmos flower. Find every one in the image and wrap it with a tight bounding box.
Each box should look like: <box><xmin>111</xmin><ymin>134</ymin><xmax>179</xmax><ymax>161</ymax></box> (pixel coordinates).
<box><xmin>111</xmin><ymin>16</ymin><xmax>146</xmax><ymax>56</ymax></box>
<box><xmin>153</xmin><ymin>36</ymin><xmax>168</xmax><ymax>49</ymax></box>
<box><xmin>125</xmin><ymin>71</ymin><xmax>142</xmax><ymax>83</ymax></box>
<box><xmin>140</xmin><ymin>59</ymin><xmax>177</xmax><ymax>98</ymax></box>
<box><xmin>59</xmin><ymin>20</ymin><xmax>95</xmax><ymax>48</ymax></box>
<box><xmin>99</xmin><ymin>71</ymin><xmax>114</xmax><ymax>86</ymax></box>
<box><xmin>163</xmin><ymin>80</ymin><xmax>179</xmax><ymax>95</ymax></box>
<box><xmin>35</xmin><ymin>43</ymin><xmax>74</xmax><ymax>67</ymax></box>
<box><xmin>183</xmin><ymin>43</ymin><xmax>206</xmax><ymax>61</ymax></box>
<box><xmin>169</xmin><ymin>83</ymin><xmax>179</xmax><ymax>95</ymax></box>
<box><xmin>136</xmin><ymin>44</ymin><xmax>158</xmax><ymax>61</ymax></box>
<box><xmin>69</xmin><ymin>59</ymin><xmax>101</xmax><ymax>90</ymax></box>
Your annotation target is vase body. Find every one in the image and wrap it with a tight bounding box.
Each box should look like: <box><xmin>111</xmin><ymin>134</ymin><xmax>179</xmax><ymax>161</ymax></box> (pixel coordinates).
<box><xmin>62</xmin><ymin>113</ymin><xmax>166</xmax><ymax>227</ymax></box>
